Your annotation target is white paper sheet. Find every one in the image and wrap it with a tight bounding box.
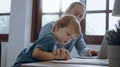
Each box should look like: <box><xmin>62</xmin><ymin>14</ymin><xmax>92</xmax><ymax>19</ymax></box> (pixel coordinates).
<box><xmin>51</xmin><ymin>58</ymin><xmax>109</xmax><ymax>66</ymax></box>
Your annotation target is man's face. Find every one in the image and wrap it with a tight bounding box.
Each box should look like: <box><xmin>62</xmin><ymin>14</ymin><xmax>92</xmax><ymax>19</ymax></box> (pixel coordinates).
<box><xmin>69</xmin><ymin>4</ymin><xmax>85</xmax><ymax>23</ymax></box>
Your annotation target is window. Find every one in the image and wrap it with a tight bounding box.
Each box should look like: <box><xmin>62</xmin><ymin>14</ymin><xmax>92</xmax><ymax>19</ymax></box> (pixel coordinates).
<box><xmin>85</xmin><ymin>0</ymin><xmax>119</xmax><ymax>44</ymax></box>
<box><xmin>32</xmin><ymin>0</ymin><xmax>118</xmax><ymax>44</ymax></box>
<box><xmin>0</xmin><ymin>0</ymin><xmax>11</xmax><ymax>42</ymax></box>
<box><xmin>42</xmin><ymin>0</ymin><xmax>80</xmax><ymax>26</ymax></box>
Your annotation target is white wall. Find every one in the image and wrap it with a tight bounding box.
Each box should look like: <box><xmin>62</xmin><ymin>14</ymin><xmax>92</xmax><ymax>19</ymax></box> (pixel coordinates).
<box><xmin>1</xmin><ymin>0</ymin><xmax>32</xmax><ymax>67</ymax></box>
<box><xmin>1</xmin><ymin>42</ymin><xmax>8</xmax><ymax>67</ymax></box>
<box><xmin>1</xmin><ymin>0</ymin><xmax>101</xmax><ymax>67</ymax></box>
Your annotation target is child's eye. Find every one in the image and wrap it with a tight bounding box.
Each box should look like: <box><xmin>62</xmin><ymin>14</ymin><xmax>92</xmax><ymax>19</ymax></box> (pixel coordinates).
<box><xmin>67</xmin><ymin>32</ymin><xmax>70</xmax><ymax>36</ymax></box>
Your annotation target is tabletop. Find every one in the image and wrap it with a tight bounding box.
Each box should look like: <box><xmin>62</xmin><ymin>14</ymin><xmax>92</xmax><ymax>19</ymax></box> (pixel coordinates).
<box><xmin>21</xmin><ymin>58</ymin><xmax>109</xmax><ymax>67</ymax></box>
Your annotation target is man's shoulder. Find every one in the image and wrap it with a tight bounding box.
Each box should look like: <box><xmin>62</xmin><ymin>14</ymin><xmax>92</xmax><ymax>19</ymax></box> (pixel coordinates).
<box><xmin>45</xmin><ymin>21</ymin><xmax>55</xmax><ymax>26</ymax></box>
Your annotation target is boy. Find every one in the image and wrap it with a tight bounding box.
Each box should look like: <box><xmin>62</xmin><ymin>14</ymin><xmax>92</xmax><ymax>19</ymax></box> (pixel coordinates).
<box><xmin>12</xmin><ymin>15</ymin><xmax>81</xmax><ymax>67</ymax></box>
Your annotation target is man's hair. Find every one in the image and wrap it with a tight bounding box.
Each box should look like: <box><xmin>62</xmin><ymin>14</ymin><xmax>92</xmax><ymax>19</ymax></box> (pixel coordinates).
<box><xmin>68</xmin><ymin>2</ymin><xmax>86</xmax><ymax>10</ymax></box>
<box><xmin>52</xmin><ymin>15</ymin><xmax>81</xmax><ymax>38</ymax></box>
<box><xmin>64</xmin><ymin>2</ymin><xmax>86</xmax><ymax>15</ymax></box>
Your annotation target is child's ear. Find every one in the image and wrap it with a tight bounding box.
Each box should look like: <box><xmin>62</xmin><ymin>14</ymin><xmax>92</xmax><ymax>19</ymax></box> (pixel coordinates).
<box><xmin>54</xmin><ymin>25</ymin><xmax>60</xmax><ymax>31</ymax></box>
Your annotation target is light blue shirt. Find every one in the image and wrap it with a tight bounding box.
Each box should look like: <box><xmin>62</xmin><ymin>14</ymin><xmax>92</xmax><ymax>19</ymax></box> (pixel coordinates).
<box><xmin>39</xmin><ymin>21</ymin><xmax>90</xmax><ymax>56</ymax></box>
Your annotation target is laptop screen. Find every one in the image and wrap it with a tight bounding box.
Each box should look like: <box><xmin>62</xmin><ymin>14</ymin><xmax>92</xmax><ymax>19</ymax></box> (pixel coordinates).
<box><xmin>98</xmin><ymin>31</ymin><xmax>109</xmax><ymax>59</ymax></box>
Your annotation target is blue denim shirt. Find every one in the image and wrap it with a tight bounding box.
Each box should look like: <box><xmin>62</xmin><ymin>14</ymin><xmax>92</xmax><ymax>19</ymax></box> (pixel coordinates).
<box><xmin>39</xmin><ymin>21</ymin><xmax>89</xmax><ymax>56</ymax></box>
<box><xmin>12</xmin><ymin>32</ymin><xmax>57</xmax><ymax>67</ymax></box>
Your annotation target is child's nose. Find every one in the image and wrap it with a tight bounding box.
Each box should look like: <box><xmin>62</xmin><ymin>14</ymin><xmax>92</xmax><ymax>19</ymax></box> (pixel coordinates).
<box><xmin>66</xmin><ymin>37</ymin><xmax>70</xmax><ymax>40</ymax></box>
<box><xmin>66</xmin><ymin>37</ymin><xmax>72</xmax><ymax>42</ymax></box>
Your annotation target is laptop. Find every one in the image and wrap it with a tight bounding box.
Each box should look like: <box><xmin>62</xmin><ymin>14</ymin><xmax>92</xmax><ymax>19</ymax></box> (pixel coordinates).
<box><xmin>98</xmin><ymin>30</ymin><xmax>109</xmax><ymax>59</ymax></box>
<box><xmin>78</xmin><ymin>31</ymin><xmax>109</xmax><ymax>59</ymax></box>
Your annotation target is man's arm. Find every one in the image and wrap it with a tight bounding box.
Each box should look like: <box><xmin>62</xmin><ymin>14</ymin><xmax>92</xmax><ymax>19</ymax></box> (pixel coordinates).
<box><xmin>38</xmin><ymin>22</ymin><xmax>55</xmax><ymax>39</ymax></box>
<box><xmin>75</xmin><ymin>33</ymin><xmax>99</xmax><ymax>56</ymax></box>
<box><xmin>75</xmin><ymin>33</ymin><xmax>90</xmax><ymax>56</ymax></box>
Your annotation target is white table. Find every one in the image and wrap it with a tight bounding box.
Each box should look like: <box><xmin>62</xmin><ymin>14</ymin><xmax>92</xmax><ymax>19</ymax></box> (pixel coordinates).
<box><xmin>21</xmin><ymin>58</ymin><xmax>109</xmax><ymax>67</ymax></box>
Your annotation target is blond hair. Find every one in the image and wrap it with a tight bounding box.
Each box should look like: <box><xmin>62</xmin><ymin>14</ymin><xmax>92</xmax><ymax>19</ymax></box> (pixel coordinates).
<box><xmin>64</xmin><ymin>2</ymin><xmax>86</xmax><ymax>16</ymax></box>
<box><xmin>52</xmin><ymin>15</ymin><xmax>81</xmax><ymax>38</ymax></box>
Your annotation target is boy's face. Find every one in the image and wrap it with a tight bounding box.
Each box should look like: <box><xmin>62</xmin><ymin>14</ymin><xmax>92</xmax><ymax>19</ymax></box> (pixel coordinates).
<box><xmin>69</xmin><ymin>4</ymin><xmax>85</xmax><ymax>23</ymax></box>
<box><xmin>55</xmin><ymin>25</ymin><xmax>76</xmax><ymax>44</ymax></box>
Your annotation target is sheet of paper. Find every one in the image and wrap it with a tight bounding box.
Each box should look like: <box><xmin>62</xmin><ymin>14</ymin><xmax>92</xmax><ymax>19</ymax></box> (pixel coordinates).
<box><xmin>51</xmin><ymin>58</ymin><xmax>109</xmax><ymax>66</ymax></box>
<box><xmin>75</xmin><ymin>56</ymin><xmax>98</xmax><ymax>59</ymax></box>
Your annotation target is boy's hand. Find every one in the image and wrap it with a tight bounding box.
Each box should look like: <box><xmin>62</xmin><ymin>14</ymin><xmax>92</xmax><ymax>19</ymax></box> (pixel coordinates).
<box><xmin>53</xmin><ymin>48</ymin><xmax>71</xmax><ymax>60</ymax></box>
<box><xmin>64</xmin><ymin>49</ymin><xmax>71</xmax><ymax>60</ymax></box>
<box><xmin>53</xmin><ymin>48</ymin><xmax>63</xmax><ymax>59</ymax></box>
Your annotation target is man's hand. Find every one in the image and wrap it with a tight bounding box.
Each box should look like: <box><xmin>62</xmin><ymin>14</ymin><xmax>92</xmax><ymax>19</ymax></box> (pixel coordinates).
<box><xmin>88</xmin><ymin>49</ymin><xmax>99</xmax><ymax>56</ymax></box>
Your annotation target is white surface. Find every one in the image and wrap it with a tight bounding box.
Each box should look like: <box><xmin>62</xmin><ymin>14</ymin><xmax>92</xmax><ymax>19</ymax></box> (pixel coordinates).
<box><xmin>51</xmin><ymin>58</ymin><xmax>109</xmax><ymax>66</ymax></box>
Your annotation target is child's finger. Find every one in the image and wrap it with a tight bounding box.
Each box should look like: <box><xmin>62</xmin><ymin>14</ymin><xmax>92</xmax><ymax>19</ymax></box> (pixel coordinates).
<box><xmin>56</xmin><ymin>48</ymin><xmax>61</xmax><ymax>56</ymax></box>
<box><xmin>60</xmin><ymin>48</ymin><xmax>66</xmax><ymax>59</ymax></box>
<box><xmin>65</xmin><ymin>49</ymin><xmax>71</xmax><ymax>59</ymax></box>
<box><xmin>60</xmin><ymin>48</ymin><xmax>66</xmax><ymax>55</ymax></box>
<box><xmin>52</xmin><ymin>50</ymin><xmax>56</xmax><ymax>55</ymax></box>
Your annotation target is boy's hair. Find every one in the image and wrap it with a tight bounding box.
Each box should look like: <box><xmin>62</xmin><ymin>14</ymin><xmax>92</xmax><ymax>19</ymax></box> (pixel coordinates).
<box><xmin>52</xmin><ymin>15</ymin><xmax>81</xmax><ymax>38</ymax></box>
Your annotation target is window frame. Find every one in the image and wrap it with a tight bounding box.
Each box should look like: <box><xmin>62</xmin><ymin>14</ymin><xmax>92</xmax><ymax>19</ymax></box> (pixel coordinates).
<box><xmin>31</xmin><ymin>0</ymin><xmax>42</xmax><ymax>42</ymax></box>
<box><xmin>0</xmin><ymin>0</ymin><xmax>11</xmax><ymax>42</ymax></box>
<box><xmin>83</xmin><ymin>0</ymin><xmax>112</xmax><ymax>44</ymax></box>
<box><xmin>0</xmin><ymin>13</ymin><xmax>10</xmax><ymax>42</ymax></box>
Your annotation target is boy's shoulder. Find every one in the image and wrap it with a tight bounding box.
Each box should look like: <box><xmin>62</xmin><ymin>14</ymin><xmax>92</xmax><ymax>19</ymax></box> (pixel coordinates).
<box><xmin>40</xmin><ymin>32</ymin><xmax>55</xmax><ymax>40</ymax></box>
